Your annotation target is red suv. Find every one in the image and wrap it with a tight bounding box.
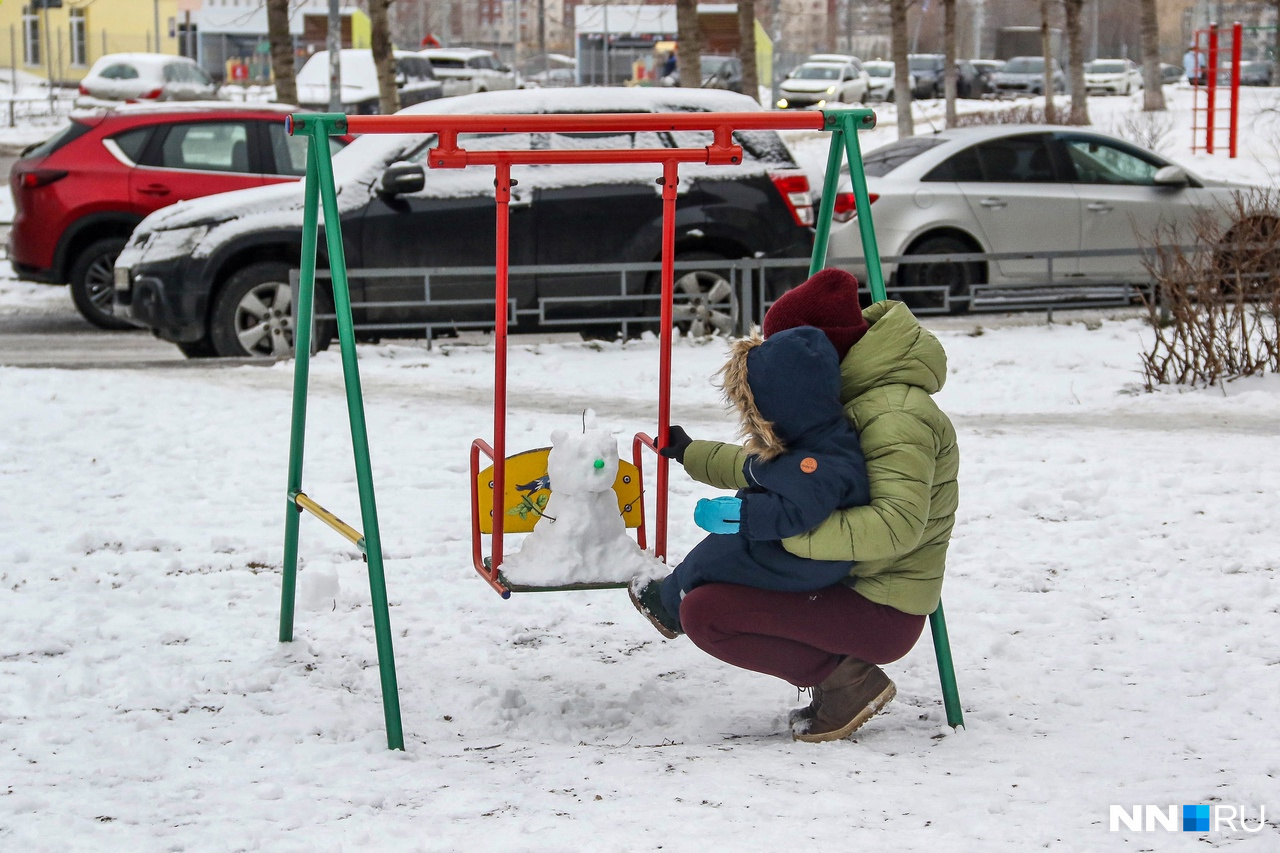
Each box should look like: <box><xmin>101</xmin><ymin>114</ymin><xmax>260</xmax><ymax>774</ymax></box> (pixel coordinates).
<box><xmin>8</xmin><ymin>102</ymin><xmax>347</xmax><ymax>329</ymax></box>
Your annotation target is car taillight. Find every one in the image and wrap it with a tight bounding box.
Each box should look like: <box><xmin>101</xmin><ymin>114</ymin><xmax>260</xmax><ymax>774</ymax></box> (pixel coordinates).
<box><xmin>141</xmin><ymin>88</ymin><xmax>163</xmax><ymax>99</ymax></box>
<box><xmin>832</xmin><ymin>191</ymin><xmax>879</xmax><ymax>223</ymax></box>
<box><xmin>20</xmin><ymin>169</ymin><xmax>69</xmax><ymax>188</ymax></box>
<box><xmin>769</xmin><ymin>171</ymin><xmax>814</xmax><ymax>227</ymax></box>
<box><xmin>78</xmin><ymin>83</ymin><xmax>89</xmax><ymax>95</ymax></box>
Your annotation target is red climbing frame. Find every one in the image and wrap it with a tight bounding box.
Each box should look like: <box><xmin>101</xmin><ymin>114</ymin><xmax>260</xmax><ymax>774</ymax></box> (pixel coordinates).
<box><xmin>1191</xmin><ymin>22</ymin><xmax>1242</xmax><ymax>158</ymax></box>
<box><xmin>339</xmin><ymin>111</ymin><xmax>827</xmax><ymax>597</ymax></box>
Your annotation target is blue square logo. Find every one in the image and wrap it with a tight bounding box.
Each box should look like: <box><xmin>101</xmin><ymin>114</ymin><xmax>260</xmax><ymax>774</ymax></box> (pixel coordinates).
<box><xmin>1183</xmin><ymin>804</ymin><xmax>1210</xmax><ymax>832</ymax></box>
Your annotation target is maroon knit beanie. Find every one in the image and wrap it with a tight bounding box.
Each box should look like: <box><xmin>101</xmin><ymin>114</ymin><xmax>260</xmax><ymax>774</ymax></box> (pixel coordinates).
<box><xmin>762</xmin><ymin>268</ymin><xmax>868</xmax><ymax>360</ymax></box>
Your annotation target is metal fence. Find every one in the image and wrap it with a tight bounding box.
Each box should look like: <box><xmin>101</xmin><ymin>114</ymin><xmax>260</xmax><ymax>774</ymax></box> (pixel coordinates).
<box><xmin>297</xmin><ymin>246</ymin><xmax>1160</xmax><ymax>347</ymax></box>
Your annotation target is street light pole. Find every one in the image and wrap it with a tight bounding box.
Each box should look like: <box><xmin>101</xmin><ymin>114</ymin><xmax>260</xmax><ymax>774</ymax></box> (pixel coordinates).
<box><xmin>154</xmin><ymin>0</ymin><xmax>162</xmax><ymax>54</ymax></box>
<box><xmin>328</xmin><ymin>0</ymin><xmax>342</xmax><ymax>112</ymax></box>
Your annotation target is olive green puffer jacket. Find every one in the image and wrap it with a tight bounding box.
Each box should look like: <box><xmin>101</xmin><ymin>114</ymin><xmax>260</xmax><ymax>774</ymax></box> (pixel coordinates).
<box><xmin>681</xmin><ymin>301</ymin><xmax>959</xmax><ymax>615</ymax></box>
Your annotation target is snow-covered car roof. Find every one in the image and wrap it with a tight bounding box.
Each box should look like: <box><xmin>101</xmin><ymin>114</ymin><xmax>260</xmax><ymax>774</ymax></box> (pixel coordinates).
<box><xmin>86</xmin><ymin>53</ymin><xmax>197</xmax><ymax>73</ymax></box>
<box><xmin>128</xmin><ymin>87</ymin><xmax>794</xmax><ymax>256</ymax></box>
<box><xmin>419</xmin><ymin>47</ymin><xmax>499</xmax><ymax>60</ymax></box>
<box><xmin>70</xmin><ymin>100</ymin><xmax>295</xmax><ymax>120</ymax></box>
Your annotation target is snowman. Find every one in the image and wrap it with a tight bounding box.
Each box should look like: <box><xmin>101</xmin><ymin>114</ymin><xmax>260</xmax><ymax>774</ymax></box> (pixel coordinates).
<box><xmin>501</xmin><ymin>414</ymin><xmax>666</xmax><ymax>587</ymax></box>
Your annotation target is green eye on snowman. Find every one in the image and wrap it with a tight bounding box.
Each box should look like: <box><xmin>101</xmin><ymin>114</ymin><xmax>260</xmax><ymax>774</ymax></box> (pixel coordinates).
<box><xmin>593</xmin><ymin>459</ymin><xmax>605</xmax><ymax>470</ymax></box>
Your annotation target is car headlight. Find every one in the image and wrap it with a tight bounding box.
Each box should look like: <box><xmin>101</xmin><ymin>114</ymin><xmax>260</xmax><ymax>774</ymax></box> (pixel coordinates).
<box><xmin>136</xmin><ymin>224</ymin><xmax>211</xmax><ymax>264</ymax></box>
<box><xmin>777</xmin><ymin>98</ymin><xmax>788</xmax><ymax>108</ymax></box>
<box><xmin>826</xmin><ymin>85</ymin><xmax>836</xmax><ymax>94</ymax></box>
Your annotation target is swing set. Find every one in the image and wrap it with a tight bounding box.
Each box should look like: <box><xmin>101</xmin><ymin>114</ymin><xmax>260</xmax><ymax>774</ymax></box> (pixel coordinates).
<box><xmin>278</xmin><ymin>105</ymin><xmax>963</xmax><ymax>750</ymax></box>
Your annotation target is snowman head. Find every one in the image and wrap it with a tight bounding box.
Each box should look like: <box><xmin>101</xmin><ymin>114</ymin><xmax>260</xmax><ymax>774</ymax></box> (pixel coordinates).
<box><xmin>548</xmin><ymin>427</ymin><xmax>620</xmax><ymax>495</ymax></box>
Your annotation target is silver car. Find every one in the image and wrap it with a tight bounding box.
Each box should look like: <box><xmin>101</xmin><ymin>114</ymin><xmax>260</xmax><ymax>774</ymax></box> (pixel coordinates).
<box><xmin>825</xmin><ymin>125</ymin><xmax>1250</xmax><ymax>310</ymax></box>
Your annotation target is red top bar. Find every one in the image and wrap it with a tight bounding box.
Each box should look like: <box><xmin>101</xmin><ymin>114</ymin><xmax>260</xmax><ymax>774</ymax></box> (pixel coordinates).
<box><xmin>342</xmin><ymin>111</ymin><xmax>829</xmax><ymax>135</ymax></box>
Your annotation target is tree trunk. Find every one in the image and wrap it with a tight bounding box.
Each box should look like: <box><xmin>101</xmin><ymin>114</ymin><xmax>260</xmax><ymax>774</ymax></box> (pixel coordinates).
<box><xmin>370</xmin><ymin>0</ymin><xmax>399</xmax><ymax>115</ymax></box>
<box><xmin>266</xmin><ymin>0</ymin><xmax>296</xmax><ymax>106</ymax></box>
<box><xmin>738</xmin><ymin>0</ymin><xmax>760</xmax><ymax>102</ymax></box>
<box><xmin>1064</xmin><ymin>0</ymin><xmax>1089</xmax><ymax>125</ymax></box>
<box><xmin>1273</xmin><ymin>1</ymin><xmax>1280</xmax><ymax>91</ymax></box>
<box><xmin>1040</xmin><ymin>0</ymin><xmax>1057</xmax><ymax>124</ymax></box>
<box><xmin>889</xmin><ymin>0</ymin><xmax>913</xmax><ymax>137</ymax></box>
<box><xmin>943</xmin><ymin>0</ymin><xmax>957</xmax><ymax>127</ymax></box>
<box><xmin>676</xmin><ymin>0</ymin><xmax>702</xmax><ymax>88</ymax></box>
<box><xmin>1139</xmin><ymin>0</ymin><xmax>1165</xmax><ymax>110</ymax></box>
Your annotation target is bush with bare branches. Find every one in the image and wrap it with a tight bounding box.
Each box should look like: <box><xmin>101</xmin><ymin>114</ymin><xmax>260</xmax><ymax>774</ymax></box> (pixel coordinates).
<box><xmin>1140</xmin><ymin>189</ymin><xmax>1280</xmax><ymax>389</ymax></box>
<box><xmin>1111</xmin><ymin>109</ymin><xmax>1175</xmax><ymax>155</ymax></box>
<box><xmin>954</xmin><ymin>101</ymin><xmax>1064</xmax><ymax>127</ymax></box>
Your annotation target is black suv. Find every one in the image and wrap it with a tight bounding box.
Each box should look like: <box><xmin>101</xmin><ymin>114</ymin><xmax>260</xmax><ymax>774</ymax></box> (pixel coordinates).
<box><xmin>114</xmin><ymin>89</ymin><xmax>816</xmax><ymax>358</ymax></box>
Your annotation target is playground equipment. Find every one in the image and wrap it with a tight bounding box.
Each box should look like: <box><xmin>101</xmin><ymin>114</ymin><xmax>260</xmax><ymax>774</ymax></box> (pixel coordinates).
<box><xmin>277</xmin><ymin>106</ymin><xmax>963</xmax><ymax>750</ymax></box>
<box><xmin>1190</xmin><ymin>21</ymin><xmax>1245</xmax><ymax>158</ymax></box>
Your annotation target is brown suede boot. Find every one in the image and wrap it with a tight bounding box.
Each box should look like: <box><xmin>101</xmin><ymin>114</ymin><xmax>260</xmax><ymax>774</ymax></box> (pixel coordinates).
<box><xmin>792</xmin><ymin>657</ymin><xmax>896</xmax><ymax>743</ymax></box>
<box><xmin>787</xmin><ymin>685</ymin><xmax>823</xmax><ymax>727</ymax></box>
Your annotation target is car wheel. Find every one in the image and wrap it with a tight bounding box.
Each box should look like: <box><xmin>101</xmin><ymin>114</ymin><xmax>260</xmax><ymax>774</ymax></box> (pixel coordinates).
<box><xmin>209</xmin><ymin>261</ymin><xmax>334</xmax><ymax>358</ymax></box>
<box><xmin>176</xmin><ymin>338</ymin><xmax>218</xmax><ymax>358</ymax></box>
<box><xmin>69</xmin><ymin>237</ymin><xmax>134</xmax><ymax>330</ymax></box>
<box><xmin>644</xmin><ymin>251</ymin><xmax>739</xmax><ymax>338</ymax></box>
<box><xmin>895</xmin><ymin>234</ymin><xmax>985</xmax><ymax>315</ymax></box>
<box><xmin>1214</xmin><ymin>215</ymin><xmax>1280</xmax><ymax>296</ymax></box>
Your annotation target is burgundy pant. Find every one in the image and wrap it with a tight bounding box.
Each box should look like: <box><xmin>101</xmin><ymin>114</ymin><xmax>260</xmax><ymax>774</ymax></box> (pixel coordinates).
<box><xmin>679</xmin><ymin>582</ymin><xmax>926</xmax><ymax>687</ymax></box>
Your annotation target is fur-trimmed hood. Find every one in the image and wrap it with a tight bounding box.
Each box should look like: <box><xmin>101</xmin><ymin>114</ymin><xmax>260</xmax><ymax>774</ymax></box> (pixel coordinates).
<box><xmin>719</xmin><ymin>326</ymin><xmax>849</xmax><ymax>461</ymax></box>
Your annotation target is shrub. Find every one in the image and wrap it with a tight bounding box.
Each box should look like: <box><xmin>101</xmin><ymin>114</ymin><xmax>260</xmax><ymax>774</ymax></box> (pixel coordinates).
<box><xmin>1140</xmin><ymin>190</ymin><xmax>1280</xmax><ymax>388</ymax></box>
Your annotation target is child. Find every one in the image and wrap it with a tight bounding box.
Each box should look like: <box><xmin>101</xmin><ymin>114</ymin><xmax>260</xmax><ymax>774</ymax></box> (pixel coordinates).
<box><xmin>630</xmin><ymin>324</ymin><xmax>871</xmax><ymax>638</ymax></box>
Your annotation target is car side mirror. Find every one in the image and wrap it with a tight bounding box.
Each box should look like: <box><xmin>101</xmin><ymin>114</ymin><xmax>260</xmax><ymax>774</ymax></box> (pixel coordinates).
<box><xmin>395</xmin><ymin>72</ymin><xmax>407</xmax><ymax>87</ymax></box>
<box><xmin>1153</xmin><ymin>165</ymin><xmax>1189</xmax><ymax>188</ymax></box>
<box><xmin>379</xmin><ymin>162</ymin><xmax>425</xmax><ymax>196</ymax></box>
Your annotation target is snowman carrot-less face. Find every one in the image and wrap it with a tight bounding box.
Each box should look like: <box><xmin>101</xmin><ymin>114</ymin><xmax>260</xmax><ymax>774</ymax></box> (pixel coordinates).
<box><xmin>547</xmin><ymin>428</ymin><xmax>620</xmax><ymax>495</ymax></box>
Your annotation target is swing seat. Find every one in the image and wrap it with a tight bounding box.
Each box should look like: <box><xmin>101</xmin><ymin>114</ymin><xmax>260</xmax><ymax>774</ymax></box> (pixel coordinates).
<box><xmin>475</xmin><ymin>446</ymin><xmax>644</xmax><ymax>593</ymax></box>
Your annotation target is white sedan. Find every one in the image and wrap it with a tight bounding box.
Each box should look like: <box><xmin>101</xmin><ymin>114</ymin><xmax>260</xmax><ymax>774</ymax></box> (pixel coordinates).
<box><xmin>419</xmin><ymin>48</ymin><xmax>519</xmax><ymax>97</ymax></box>
<box><xmin>777</xmin><ymin>60</ymin><xmax>869</xmax><ymax>109</ymax></box>
<box><xmin>824</xmin><ymin>125</ymin><xmax>1250</xmax><ymax>311</ymax></box>
<box><xmin>1084</xmin><ymin>59</ymin><xmax>1144</xmax><ymax>95</ymax></box>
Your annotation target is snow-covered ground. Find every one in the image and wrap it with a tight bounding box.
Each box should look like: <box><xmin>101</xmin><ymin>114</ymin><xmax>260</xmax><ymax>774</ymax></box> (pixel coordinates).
<box><xmin>2</xmin><ymin>86</ymin><xmax>1279</xmax><ymax>850</ymax></box>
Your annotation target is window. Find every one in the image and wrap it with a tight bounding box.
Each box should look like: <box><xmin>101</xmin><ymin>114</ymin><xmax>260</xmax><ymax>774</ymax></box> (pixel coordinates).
<box><xmin>110</xmin><ymin>127</ymin><xmax>152</xmax><ymax>164</ymax></box>
<box><xmin>22</xmin><ymin>7</ymin><xmax>39</xmax><ymax>66</ymax></box>
<box><xmin>158</xmin><ymin>122</ymin><xmax>251</xmax><ymax>173</ymax></box>
<box><xmin>1062</xmin><ymin>136</ymin><xmax>1162</xmax><ymax>185</ymax></box>
<box><xmin>266</xmin><ymin>123</ymin><xmax>346</xmax><ymax>176</ymax></box>
<box><xmin>69</xmin><ymin>9</ymin><xmax>87</xmax><ymax>67</ymax></box>
<box><xmin>101</xmin><ymin>63</ymin><xmax>140</xmax><ymax>80</ymax></box>
<box><xmin>860</xmin><ymin>136</ymin><xmax>944</xmax><ymax>177</ymax></box>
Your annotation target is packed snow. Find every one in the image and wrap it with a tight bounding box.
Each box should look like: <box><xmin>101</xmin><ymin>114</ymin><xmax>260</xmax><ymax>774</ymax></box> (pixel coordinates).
<box><xmin>499</xmin><ymin>412</ymin><xmax>668</xmax><ymax>587</ymax></box>
<box><xmin>2</xmin><ymin>83</ymin><xmax>1279</xmax><ymax>850</ymax></box>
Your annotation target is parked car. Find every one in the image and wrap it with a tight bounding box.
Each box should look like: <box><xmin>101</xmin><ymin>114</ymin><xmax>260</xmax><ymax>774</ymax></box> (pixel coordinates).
<box><xmin>113</xmin><ymin>89</ymin><xmax>816</xmax><ymax>358</ymax></box>
<box><xmin>955</xmin><ymin>60</ymin><xmax>996</xmax><ymax>98</ymax></box>
<box><xmin>1085</xmin><ymin>58</ymin><xmax>1144</xmax><ymax>95</ymax></box>
<box><xmin>521</xmin><ymin>53</ymin><xmax>576</xmax><ymax>88</ymax></box>
<box><xmin>660</xmin><ymin>55</ymin><xmax>744</xmax><ymax>93</ymax></box>
<box><xmin>908</xmin><ymin>53</ymin><xmax>946</xmax><ymax>98</ymax></box>
<box><xmin>991</xmin><ymin>55</ymin><xmax>1066</xmax><ymax>96</ymax></box>
<box><xmin>296</xmin><ymin>49</ymin><xmax>443</xmax><ymax>114</ymax></box>
<box><xmin>418</xmin><ymin>47</ymin><xmax>518</xmax><ymax>97</ymax></box>
<box><xmin>76</xmin><ymin>53</ymin><xmax>217</xmax><ymax>104</ymax></box>
<box><xmin>970</xmin><ymin>59</ymin><xmax>1006</xmax><ymax>84</ymax></box>
<box><xmin>7</xmin><ymin>102</ymin><xmax>349</xmax><ymax>329</ymax></box>
<box><xmin>1239</xmin><ymin>60</ymin><xmax>1273</xmax><ymax>86</ymax></box>
<box><xmin>822</xmin><ymin>125</ymin><xmax>1250</xmax><ymax>311</ymax></box>
<box><xmin>777</xmin><ymin>58</ymin><xmax>869</xmax><ymax>108</ymax></box>
<box><xmin>862</xmin><ymin>60</ymin><xmax>899</xmax><ymax>102</ymax></box>
<box><xmin>1161</xmin><ymin>62</ymin><xmax>1186</xmax><ymax>84</ymax></box>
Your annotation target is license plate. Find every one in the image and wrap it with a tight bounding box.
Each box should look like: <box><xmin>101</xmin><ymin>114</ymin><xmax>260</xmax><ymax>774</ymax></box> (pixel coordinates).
<box><xmin>114</xmin><ymin>265</ymin><xmax>131</xmax><ymax>293</ymax></box>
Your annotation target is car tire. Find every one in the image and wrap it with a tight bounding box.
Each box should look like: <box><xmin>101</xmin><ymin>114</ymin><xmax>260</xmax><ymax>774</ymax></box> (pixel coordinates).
<box><xmin>895</xmin><ymin>234</ymin><xmax>985</xmax><ymax>315</ymax></box>
<box><xmin>209</xmin><ymin>261</ymin><xmax>335</xmax><ymax>358</ymax></box>
<box><xmin>177</xmin><ymin>338</ymin><xmax>218</xmax><ymax>359</ymax></box>
<box><xmin>644</xmin><ymin>251</ymin><xmax>739</xmax><ymax>338</ymax></box>
<box><xmin>69</xmin><ymin>237</ymin><xmax>135</xmax><ymax>331</ymax></box>
<box><xmin>1214</xmin><ymin>215</ymin><xmax>1280</xmax><ymax>296</ymax></box>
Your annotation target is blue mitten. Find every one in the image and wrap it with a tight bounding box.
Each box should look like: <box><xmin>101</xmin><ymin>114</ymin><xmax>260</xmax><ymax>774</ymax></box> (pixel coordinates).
<box><xmin>694</xmin><ymin>496</ymin><xmax>742</xmax><ymax>534</ymax></box>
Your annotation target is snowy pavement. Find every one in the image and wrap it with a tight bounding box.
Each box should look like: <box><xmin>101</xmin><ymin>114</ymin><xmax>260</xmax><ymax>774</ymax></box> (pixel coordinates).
<box><xmin>2</xmin><ymin>86</ymin><xmax>1280</xmax><ymax>850</ymax></box>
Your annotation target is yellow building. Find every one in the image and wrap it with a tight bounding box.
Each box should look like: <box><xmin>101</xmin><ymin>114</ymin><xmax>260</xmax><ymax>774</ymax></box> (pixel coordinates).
<box><xmin>0</xmin><ymin>0</ymin><xmax>186</xmax><ymax>85</ymax></box>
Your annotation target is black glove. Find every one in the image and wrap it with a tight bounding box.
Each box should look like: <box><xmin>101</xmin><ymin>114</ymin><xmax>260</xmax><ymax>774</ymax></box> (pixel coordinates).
<box><xmin>658</xmin><ymin>425</ymin><xmax>693</xmax><ymax>463</ymax></box>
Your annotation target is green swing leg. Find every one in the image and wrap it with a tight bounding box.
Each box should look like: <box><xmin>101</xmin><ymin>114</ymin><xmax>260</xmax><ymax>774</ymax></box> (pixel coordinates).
<box><xmin>815</xmin><ymin>111</ymin><xmax>964</xmax><ymax>731</ymax></box>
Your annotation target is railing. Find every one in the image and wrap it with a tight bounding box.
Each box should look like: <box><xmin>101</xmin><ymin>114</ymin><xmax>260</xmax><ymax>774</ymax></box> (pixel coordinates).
<box><xmin>293</xmin><ymin>245</ymin><xmax>1162</xmax><ymax>345</ymax></box>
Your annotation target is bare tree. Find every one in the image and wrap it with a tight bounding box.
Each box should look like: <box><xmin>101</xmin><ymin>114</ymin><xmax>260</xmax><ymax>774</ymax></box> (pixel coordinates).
<box><xmin>1063</xmin><ymin>0</ymin><xmax>1089</xmax><ymax>125</ymax></box>
<box><xmin>1040</xmin><ymin>0</ymin><xmax>1057</xmax><ymax>124</ymax></box>
<box><xmin>1139</xmin><ymin>0</ymin><xmax>1165</xmax><ymax>110</ymax></box>
<box><xmin>266</xmin><ymin>0</ymin><xmax>297</xmax><ymax>106</ymax></box>
<box><xmin>676</xmin><ymin>0</ymin><xmax>703</xmax><ymax>87</ymax></box>
<box><xmin>943</xmin><ymin>0</ymin><xmax>957</xmax><ymax>127</ymax></box>
<box><xmin>1273</xmin><ymin>1</ymin><xmax>1280</xmax><ymax>90</ymax></box>
<box><xmin>370</xmin><ymin>0</ymin><xmax>400</xmax><ymax>115</ymax></box>
<box><xmin>738</xmin><ymin>0</ymin><xmax>760</xmax><ymax>102</ymax></box>
<box><xmin>890</xmin><ymin>0</ymin><xmax>913</xmax><ymax>137</ymax></box>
